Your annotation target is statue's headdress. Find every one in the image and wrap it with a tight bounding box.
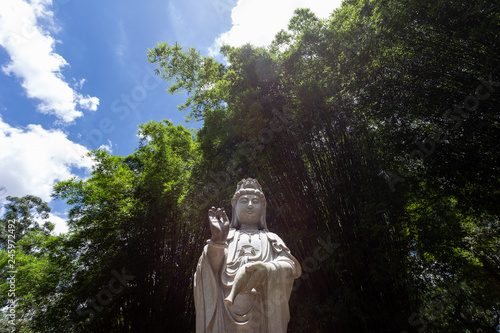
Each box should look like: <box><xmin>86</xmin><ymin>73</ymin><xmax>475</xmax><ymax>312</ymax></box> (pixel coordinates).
<box><xmin>231</xmin><ymin>178</ymin><xmax>267</xmax><ymax>230</ymax></box>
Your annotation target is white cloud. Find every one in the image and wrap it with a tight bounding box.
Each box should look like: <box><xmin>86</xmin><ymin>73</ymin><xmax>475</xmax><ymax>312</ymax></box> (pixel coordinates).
<box><xmin>43</xmin><ymin>212</ymin><xmax>69</xmax><ymax>234</ymax></box>
<box><xmin>0</xmin><ymin>116</ymin><xmax>94</xmax><ymax>203</ymax></box>
<box><xmin>76</xmin><ymin>94</ymin><xmax>99</xmax><ymax>112</ymax></box>
<box><xmin>98</xmin><ymin>139</ymin><xmax>113</xmax><ymax>153</ymax></box>
<box><xmin>210</xmin><ymin>0</ymin><xmax>343</xmax><ymax>54</ymax></box>
<box><xmin>0</xmin><ymin>0</ymin><xmax>99</xmax><ymax>123</ymax></box>
<box><xmin>31</xmin><ymin>211</ymin><xmax>68</xmax><ymax>234</ymax></box>
<box><xmin>72</xmin><ymin>78</ymin><xmax>86</xmax><ymax>90</ymax></box>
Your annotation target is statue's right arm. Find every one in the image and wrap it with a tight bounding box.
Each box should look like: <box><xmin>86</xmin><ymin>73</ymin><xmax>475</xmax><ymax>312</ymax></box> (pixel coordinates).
<box><xmin>206</xmin><ymin>207</ymin><xmax>230</xmax><ymax>273</ymax></box>
<box><xmin>207</xmin><ymin>243</ymin><xmax>225</xmax><ymax>273</ymax></box>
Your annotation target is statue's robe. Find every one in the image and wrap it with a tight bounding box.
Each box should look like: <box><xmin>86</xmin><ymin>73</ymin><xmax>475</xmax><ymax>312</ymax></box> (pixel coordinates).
<box><xmin>194</xmin><ymin>229</ymin><xmax>301</xmax><ymax>333</ymax></box>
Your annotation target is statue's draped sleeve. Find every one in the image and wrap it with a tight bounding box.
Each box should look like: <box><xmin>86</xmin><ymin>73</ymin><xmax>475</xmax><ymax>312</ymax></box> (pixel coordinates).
<box><xmin>194</xmin><ymin>244</ymin><xmax>227</xmax><ymax>333</ymax></box>
<box><xmin>263</xmin><ymin>232</ymin><xmax>301</xmax><ymax>332</ymax></box>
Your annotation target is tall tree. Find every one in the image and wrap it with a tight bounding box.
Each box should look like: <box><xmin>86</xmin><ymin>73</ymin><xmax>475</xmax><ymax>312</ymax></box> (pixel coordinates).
<box><xmin>0</xmin><ymin>195</ymin><xmax>54</xmax><ymax>251</ymax></box>
<box><xmin>20</xmin><ymin>120</ymin><xmax>199</xmax><ymax>332</ymax></box>
<box><xmin>0</xmin><ymin>195</ymin><xmax>59</xmax><ymax>332</ymax></box>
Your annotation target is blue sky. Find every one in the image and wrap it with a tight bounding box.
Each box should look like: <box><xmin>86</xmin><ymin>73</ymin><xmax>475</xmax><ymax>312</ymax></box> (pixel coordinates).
<box><xmin>0</xmin><ymin>0</ymin><xmax>342</xmax><ymax>233</ymax></box>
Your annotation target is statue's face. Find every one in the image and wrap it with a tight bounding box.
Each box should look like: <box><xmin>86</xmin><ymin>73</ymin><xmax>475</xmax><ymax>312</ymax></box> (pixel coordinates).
<box><xmin>235</xmin><ymin>194</ymin><xmax>262</xmax><ymax>226</ymax></box>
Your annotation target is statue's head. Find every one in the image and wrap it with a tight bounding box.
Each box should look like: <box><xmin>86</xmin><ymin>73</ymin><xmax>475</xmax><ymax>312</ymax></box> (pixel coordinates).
<box><xmin>231</xmin><ymin>178</ymin><xmax>267</xmax><ymax>230</ymax></box>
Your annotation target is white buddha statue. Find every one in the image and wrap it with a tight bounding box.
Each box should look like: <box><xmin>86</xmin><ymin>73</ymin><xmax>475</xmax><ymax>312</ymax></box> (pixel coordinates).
<box><xmin>194</xmin><ymin>178</ymin><xmax>301</xmax><ymax>332</ymax></box>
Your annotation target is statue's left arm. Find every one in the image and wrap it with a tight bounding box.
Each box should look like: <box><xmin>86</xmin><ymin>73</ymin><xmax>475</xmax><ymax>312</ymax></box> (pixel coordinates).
<box><xmin>261</xmin><ymin>232</ymin><xmax>301</xmax><ymax>332</ymax></box>
<box><xmin>266</xmin><ymin>232</ymin><xmax>302</xmax><ymax>279</ymax></box>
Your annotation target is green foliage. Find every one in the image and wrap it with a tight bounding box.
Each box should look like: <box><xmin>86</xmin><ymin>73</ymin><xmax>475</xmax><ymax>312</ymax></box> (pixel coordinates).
<box><xmin>50</xmin><ymin>120</ymin><xmax>197</xmax><ymax>332</ymax></box>
<box><xmin>147</xmin><ymin>43</ymin><xmax>228</xmax><ymax>121</ymax></box>
<box><xmin>0</xmin><ymin>196</ymin><xmax>62</xmax><ymax>332</ymax></box>
<box><xmin>0</xmin><ymin>195</ymin><xmax>54</xmax><ymax>251</ymax></box>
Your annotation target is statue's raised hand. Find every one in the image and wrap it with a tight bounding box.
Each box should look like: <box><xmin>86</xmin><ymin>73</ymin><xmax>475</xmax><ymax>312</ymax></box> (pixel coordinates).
<box><xmin>208</xmin><ymin>207</ymin><xmax>230</xmax><ymax>244</ymax></box>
